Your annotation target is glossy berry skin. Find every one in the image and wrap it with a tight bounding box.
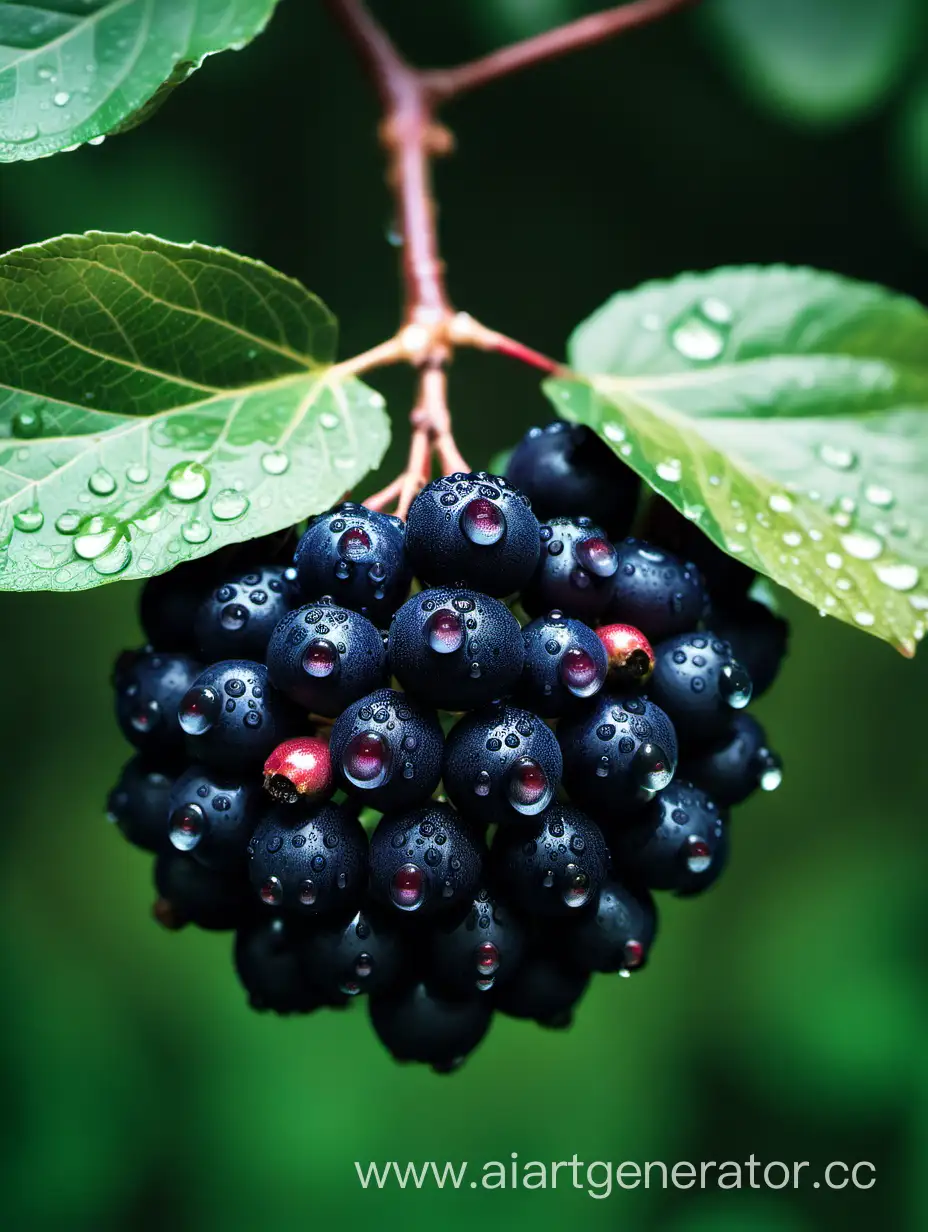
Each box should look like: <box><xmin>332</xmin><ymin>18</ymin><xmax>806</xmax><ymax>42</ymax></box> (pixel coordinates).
<box><xmin>517</xmin><ymin>611</ymin><xmax>607</xmax><ymax>717</ymax></box>
<box><xmin>107</xmin><ymin>756</ymin><xmax>175</xmax><ymax>853</ymax></box>
<box><xmin>711</xmin><ymin>599</ymin><xmax>789</xmax><ymax>699</ymax></box>
<box><xmin>428</xmin><ymin>890</ymin><xmax>527</xmax><ymax>997</ymax></box>
<box><xmin>606</xmin><ymin>538</ymin><xmax>709</xmax><ymax>643</ymax></box>
<box><xmin>610</xmin><ymin>780</ymin><xmax>727</xmax><ymax>895</ymax></box>
<box><xmin>443</xmin><ymin>703</ymin><xmax>563</xmax><ymax>828</ymax></box>
<box><xmin>597</xmin><ymin>623</ymin><xmax>655</xmax><ymax>688</ymax></box>
<box><xmin>263</xmin><ymin>737</ymin><xmax>334</xmax><ymax>805</ymax></box>
<box><xmin>234</xmin><ymin>915</ymin><xmax>326</xmax><ymax>1014</ymax></box>
<box><xmin>248</xmin><ymin>799</ymin><xmax>368</xmax><ymax>915</ymax></box>
<box><xmin>389</xmin><ymin>587</ymin><xmax>524</xmax><ymax>712</ymax></box>
<box><xmin>494</xmin><ymin>951</ymin><xmax>590</xmax><ymax>1029</ymax></box>
<box><xmin>266</xmin><ymin>599</ymin><xmax>387</xmax><ymax>717</ymax></box>
<box><xmin>558</xmin><ymin>693</ymin><xmax>678</xmax><ymax>819</ymax></box>
<box><xmin>301</xmin><ymin>906</ymin><xmax>405</xmax><ymax>999</ymax></box>
<box><xmin>178</xmin><ymin>660</ymin><xmax>301</xmax><ymax>773</ymax></box>
<box><xmin>153</xmin><ymin>851</ymin><xmax>253</xmax><ymax>931</ymax></box>
<box><xmin>370</xmin><ymin>802</ymin><xmax>486</xmax><ymax>918</ymax></box>
<box><xmin>521</xmin><ymin>517</ymin><xmax>619</xmax><ymax>623</ymax></box>
<box><xmin>562</xmin><ymin>879</ymin><xmax>657</xmax><ymax>974</ymax></box>
<box><xmin>369</xmin><ymin>978</ymin><xmax>493</xmax><ymax>1071</ymax></box>
<box><xmin>491</xmin><ymin>803</ymin><xmax>610</xmax><ymax>918</ymax></box>
<box><xmin>329</xmin><ymin>688</ymin><xmax>443</xmax><ymax>813</ymax></box>
<box><xmin>506</xmin><ymin>422</ymin><xmax>640</xmax><ymax>538</ymax></box>
<box><xmin>114</xmin><ymin>650</ymin><xmax>202</xmax><ymax>757</ymax></box>
<box><xmin>194</xmin><ymin>564</ymin><xmax>296</xmax><ymax>662</ymax></box>
<box><xmin>293</xmin><ymin>502</ymin><xmax>411</xmax><ymax>626</ymax></box>
<box><xmin>682</xmin><ymin>712</ymin><xmax>782</xmax><ymax>807</ymax></box>
<box><xmin>167</xmin><ymin>765</ymin><xmax>262</xmax><ymax>870</ymax></box>
<box><xmin>405</xmin><ymin>471</ymin><xmax>540</xmax><ymax>596</ymax></box>
<box><xmin>639</xmin><ymin>496</ymin><xmax>754</xmax><ymax>602</ymax></box>
<box><xmin>648</xmin><ymin>632</ymin><xmax>753</xmax><ymax>747</ymax></box>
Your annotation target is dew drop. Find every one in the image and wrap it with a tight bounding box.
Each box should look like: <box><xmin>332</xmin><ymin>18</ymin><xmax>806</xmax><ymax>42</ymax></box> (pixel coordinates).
<box><xmin>13</xmin><ymin>508</ymin><xmax>43</xmax><ymax>533</ymax></box>
<box><xmin>211</xmin><ymin>489</ymin><xmax>249</xmax><ymax>521</ymax></box>
<box><xmin>767</xmin><ymin>492</ymin><xmax>792</xmax><ymax>514</ymax></box>
<box><xmin>758</xmin><ymin>754</ymin><xmax>783</xmax><ymax>792</ymax></box>
<box><xmin>343</xmin><ymin>731</ymin><xmax>392</xmax><ymax>788</ymax></box>
<box><xmin>55</xmin><ymin>511</ymin><xmax>81</xmax><ymax>535</ymax></box>
<box><xmin>260</xmin><ymin>876</ymin><xmax>283</xmax><ymax>906</ymax></box>
<box><xmin>169</xmin><ymin>803</ymin><xmax>205</xmax><ymax>852</ymax></box>
<box><xmin>53</xmin><ymin>90</ymin><xmax>70</xmax><ymax>107</ymax></box>
<box><xmin>338</xmin><ymin>527</ymin><xmax>372</xmax><ymax>560</ymax></box>
<box><xmin>875</xmin><ymin>562</ymin><xmax>919</xmax><ymax>592</ymax></box>
<box><xmin>73</xmin><ymin>516</ymin><xmax>120</xmax><ymax>560</ymax></box>
<box><xmin>475</xmin><ymin>941</ymin><xmax>500</xmax><ymax>975</ymax></box>
<box><xmin>390</xmin><ymin>863</ymin><xmax>424</xmax><ymax>911</ymax></box>
<box><xmin>473</xmin><ymin>770</ymin><xmax>491</xmax><ymax>797</ymax></box>
<box><xmin>670</xmin><ymin>303</ymin><xmax>729</xmax><ymax>362</ymax></box>
<box><xmin>302</xmin><ymin>638</ymin><xmax>339</xmax><ymax>677</ymax></box>
<box><xmin>88</xmin><ymin>467</ymin><xmax>116</xmax><ymax>497</ymax></box>
<box><xmin>633</xmin><ymin>743</ymin><xmax>673</xmax><ymax>793</ymax></box>
<box><xmin>854</xmin><ymin>610</ymin><xmax>875</xmax><ymax>627</ymax></box>
<box><xmin>178</xmin><ymin>685</ymin><xmax>222</xmax><ymax>735</ymax></box>
<box><xmin>575</xmin><ymin>536</ymin><xmax>618</xmax><ymax>577</ymax></box>
<box><xmin>460</xmin><ymin>498</ymin><xmax>505</xmax><ymax>546</ymax></box>
<box><xmin>825</xmin><ymin>552</ymin><xmax>842</xmax><ymax>569</ymax></box>
<box><xmin>563</xmin><ymin>867</ymin><xmax>591</xmax><ymax>909</ymax></box>
<box><xmin>720</xmin><ymin>661</ymin><xmax>752</xmax><ymax>709</ymax></box>
<box><xmin>319</xmin><ymin>411</ymin><xmax>339</xmax><ymax>430</ymax></box>
<box><xmin>782</xmin><ymin>530</ymin><xmax>802</xmax><ymax>547</ymax></box>
<box><xmin>656</xmin><ymin>458</ymin><xmax>682</xmax><ymax>483</ymax></box>
<box><xmin>818</xmin><ymin>443</ymin><xmax>857</xmax><ymax>471</ymax></box>
<box><xmin>181</xmin><ymin>518</ymin><xmax>212</xmax><ymax>545</ymax></box>
<box><xmin>603</xmin><ymin>422</ymin><xmax>625</xmax><ymax>443</ymax></box>
<box><xmin>425</xmin><ymin>609</ymin><xmax>465</xmax><ymax>654</ymax></box>
<box><xmin>92</xmin><ymin>539</ymin><xmax>132</xmax><ymax>576</ymax></box>
<box><xmin>840</xmin><ymin>530</ymin><xmax>883</xmax><ymax>561</ymax></box>
<box><xmin>167</xmin><ymin>461</ymin><xmax>209</xmax><ymax>502</ymax></box>
<box><xmin>685</xmin><ymin>836</ymin><xmax>712</xmax><ymax>875</ymax></box>
<box><xmin>299</xmin><ymin>879</ymin><xmax>317</xmax><ymax>906</ymax></box>
<box><xmin>559</xmin><ymin>646</ymin><xmax>603</xmax><ymax>698</ymax></box>
<box><xmin>11</xmin><ymin>408</ymin><xmax>43</xmax><ymax>438</ymax></box>
<box><xmin>864</xmin><ymin>483</ymin><xmax>894</xmax><ymax>510</ymax></box>
<box><xmin>506</xmin><ymin>757</ymin><xmax>551</xmax><ymax>816</ymax></box>
<box><xmin>261</xmin><ymin>450</ymin><xmax>290</xmax><ymax>475</ymax></box>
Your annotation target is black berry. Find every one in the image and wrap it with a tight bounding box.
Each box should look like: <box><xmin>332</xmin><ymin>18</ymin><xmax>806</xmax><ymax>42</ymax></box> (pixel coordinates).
<box><xmin>329</xmin><ymin>687</ymin><xmax>443</xmax><ymax>812</ymax></box>
<box><xmin>606</xmin><ymin>538</ymin><xmax>709</xmax><ymax>642</ymax></box>
<box><xmin>405</xmin><ymin>471</ymin><xmax>540</xmax><ymax>596</ymax></box>
<box><xmin>234</xmin><ymin>915</ymin><xmax>327</xmax><ymax>1014</ymax></box>
<box><xmin>168</xmin><ymin>764</ymin><xmax>262</xmax><ymax>869</ymax></box>
<box><xmin>648</xmin><ymin>632</ymin><xmax>752</xmax><ymax>746</ymax></box>
<box><xmin>428</xmin><ymin>890</ymin><xmax>527</xmax><ymax>997</ymax></box>
<box><xmin>266</xmin><ymin>599</ymin><xmax>387</xmax><ymax>716</ymax></box>
<box><xmin>681</xmin><ymin>712</ymin><xmax>782</xmax><ymax>807</ymax></box>
<box><xmin>558</xmin><ymin>692</ymin><xmax>678</xmax><ymax>817</ymax></box>
<box><xmin>106</xmin><ymin>756</ymin><xmax>174</xmax><ymax>853</ymax></box>
<box><xmin>389</xmin><ymin>586</ymin><xmax>524</xmax><ymax>711</ymax></box>
<box><xmin>494</xmin><ymin>950</ymin><xmax>589</xmax><ymax>1029</ymax></box>
<box><xmin>442</xmin><ymin>702</ymin><xmax>562</xmax><ymax>827</ymax></box>
<box><xmin>177</xmin><ymin>660</ymin><xmax>300</xmax><ymax>772</ymax></box>
<box><xmin>491</xmin><ymin>803</ymin><xmax>610</xmax><ymax>917</ymax></box>
<box><xmin>293</xmin><ymin>502</ymin><xmax>411</xmax><ymax>625</ymax></box>
<box><xmin>114</xmin><ymin>649</ymin><xmax>202</xmax><ymax>757</ymax></box>
<box><xmin>139</xmin><ymin>559</ymin><xmax>215</xmax><ymax>653</ymax></box>
<box><xmin>247</xmin><ymin>799</ymin><xmax>368</xmax><ymax>915</ymax></box>
<box><xmin>517</xmin><ymin>611</ymin><xmax>607</xmax><ymax>716</ymax></box>
<box><xmin>153</xmin><ymin>851</ymin><xmax>253</xmax><ymax>931</ymax></box>
<box><xmin>369</xmin><ymin>978</ymin><xmax>493</xmax><ymax>1071</ymax></box>
<box><xmin>506</xmin><ymin>421</ymin><xmax>640</xmax><ymax>537</ymax></box>
<box><xmin>610</xmin><ymin>780</ymin><xmax>728</xmax><ymax>895</ymax></box>
<box><xmin>522</xmin><ymin>516</ymin><xmax>618</xmax><ymax>623</ymax></box>
<box><xmin>710</xmin><ymin>598</ymin><xmax>789</xmax><ymax>699</ymax></box>
<box><xmin>194</xmin><ymin>564</ymin><xmax>296</xmax><ymax>661</ymax></box>
<box><xmin>638</xmin><ymin>497</ymin><xmax>754</xmax><ymax>601</ymax></box>
<box><xmin>370</xmin><ymin>802</ymin><xmax>486</xmax><ymax>918</ymax></box>
<box><xmin>562</xmin><ymin>878</ymin><xmax>657</xmax><ymax>974</ymax></box>
<box><xmin>301</xmin><ymin>905</ymin><xmax>405</xmax><ymax>999</ymax></box>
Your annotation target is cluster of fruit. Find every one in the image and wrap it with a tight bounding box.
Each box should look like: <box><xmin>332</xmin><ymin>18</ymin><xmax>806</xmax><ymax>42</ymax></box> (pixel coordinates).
<box><xmin>108</xmin><ymin>421</ymin><xmax>787</xmax><ymax>1072</ymax></box>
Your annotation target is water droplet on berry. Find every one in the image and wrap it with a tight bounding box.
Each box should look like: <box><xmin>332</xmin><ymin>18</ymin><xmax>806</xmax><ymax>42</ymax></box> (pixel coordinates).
<box><xmin>460</xmin><ymin>498</ymin><xmax>505</xmax><ymax>546</ymax></box>
<box><xmin>260</xmin><ymin>876</ymin><xmax>283</xmax><ymax>906</ymax></box>
<box><xmin>758</xmin><ymin>753</ymin><xmax>783</xmax><ymax>791</ymax></box>
<box><xmin>169</xmin><ymin>803</ymin><xmax>205</xmax><ymax>852</ymax></box>
<box><xmin>338</xmin><ymin>527</ymin><xmax>372</xmax><ymax>561</ymax></box>
<box><xmin>178</xmin><ymin>685</ymin><xmax>222</xmax><ymax>735</ymax></box>
<box><xmin>563</xmin><ymin>865</ymin><xmax>591</xmax><ymax>908</ymax></box>
<box><xmin>685</xmin><ymin>837</ymin><xmax>712</xmax><ymax>874</ymax></box>
<box><xmin>575</xmin><ymin>536</ymin><xmax>618</xmax><ymax>577</ymax></box>
<box><xmin>624</xmin><ymin>939</ymin><xmax>644</xmax><ymax>969</ymax></box>
<box><xmin>220</xmin><ymin>603</ymin><xmax>249</xmax><ymax>631</ymax></box>
<box><xmin>390</xmin><ymin>863</ymin><xmax>424</xmax><ymax>910</ymax></box>
<box><xmin>473</xmin><ymin>770</ymin><xmax>491</xmax><ymax>797</ymax></box>
<box><xmin>342</xmin><ymin>731</ymin><xmax>392</xmax><ymax>788</ymax></box>
<box><xmin>507</xmin><ymin>757</ymin><xmax>552</xmax><ymax>816</ymax></box>
<box><xmin>475</xmin><ymin>941</ymin><xmax>499</xmax><ymax>976</ymax></box>
<box><xmin>299</xmin><ymin>879</ymin><xmax>317</xmax><ymax>906</ymax></box>
<box><xmin>355</xmin><ymin>953</ymin><xmax>374</xmax><ymax>978</ymax></box>
<box><xmin>425</xmin><ymin>609</ymin><xmax>465</xmax><ymax>653</ymax></box>
<box><xmin>720</xmin><ymin>661</ymin><xmax>752</xmax><ymax>709</ymax></box>
<box><xmin>559</xmin><ymin>646</ymin><xmax>603</xmax><ymax>698</ymax></box>
<box><xmin>633</xmin><ymin>743</ymin><xmax>673</xmax><ymax>793</ymax></box>
<box><xmin>130</xmin><ymin>698</ymin><xmax>160</xmax><ymax>732</ymax></box>
<box><xmin>302</xmin><ymin>638</ymin><xmax>338</xmax><ymax>677</ymax></box>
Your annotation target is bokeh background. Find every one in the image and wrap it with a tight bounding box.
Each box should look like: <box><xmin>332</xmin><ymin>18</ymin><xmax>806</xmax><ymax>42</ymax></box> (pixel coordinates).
<box><xmin>1</xmin><ymin>1</ymin><xmax>926</xmax><ymax>1229</ymax></box>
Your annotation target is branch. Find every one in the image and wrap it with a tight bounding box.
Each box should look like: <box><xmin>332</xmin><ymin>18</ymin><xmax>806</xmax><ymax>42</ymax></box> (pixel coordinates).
<box><xmin>424</xmin><ymin>0</ymin><xmax>699</xmax><ymax>101</ymax></box>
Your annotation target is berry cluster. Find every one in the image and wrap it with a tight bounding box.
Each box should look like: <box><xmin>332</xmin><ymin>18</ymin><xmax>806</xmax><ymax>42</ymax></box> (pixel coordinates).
<box><xmin>108</xmin><ymin>420</ymin><xmax>786</xmax><ymax>1073</ymax></box>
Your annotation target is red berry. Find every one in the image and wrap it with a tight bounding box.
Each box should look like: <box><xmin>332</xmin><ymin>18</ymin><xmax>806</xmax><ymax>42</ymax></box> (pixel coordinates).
<box><xmin>596</xmin><ymin>623</ymin><xmax>655</xmax><ymax>685</ymax></box>
<box><xmin>263</xmin><ymin>737</ymin><xmax>334</xmax><ymax>804</ymax></box>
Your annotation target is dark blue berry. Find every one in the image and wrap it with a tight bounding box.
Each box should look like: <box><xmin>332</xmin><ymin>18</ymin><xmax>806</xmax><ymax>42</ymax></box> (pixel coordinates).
<box><xmin>293</xmin><ymin>502</ymin><xmax>411</xmax><ymax>625</ymax></box>
<box><xmin>557</xmin><ymin>692</ymin><xmax>678</xmax><ymax>817</ymax></box>
<box><xmin>370</xmin><ymin>801</ymin><xmax>485</xmax><ymax>918</ymax></box>
<box><xmin>649</xmin><ymin>632</ymin><xmax>752</xmax><ymax>746</ymax></box>
<box><xmin>106</xmin><ymin>756</ymin><xmax>175</xmax><ymax>853</ymax></box>
<box><xmin>266</xmin><ymin>599</ymin><xmax>387</xmax><ymax>716</ymax></box>
<box><xmin>369</xmin><ymin>978</ymin><xmax>493</xmax><ymax>1071</ymax></box>
<box><xmin>114</xmin><ymin>649</ymin><xmax>202</xmax><ymax>756</ymax></box>
<box><xmin>561</xmin><ymin>878</ymin><xmax>657</xmax><ymax>974</ymax></box>
<box><xmin>516</xmin><ymin>611</ymin><xmax>607</xmax><ymax>716</ymax></box>
<box><xmin>153</xmin><ymin>851</ymin><xmax>253</xmax><ymax>931</ymax></box>
<box><xmin>177</xmin><ymin>659</ymin><xmax>301</xmax><ymax>772</ymax></box>
<box><xmin>329</xmin><ymin>687</ymin><xmax>443</xmax><ymax>812</ymax></box>
<box><xmin>234</xmin><ymin>915</ymin><xmax>330</xmax><ymax>1014</ymax></box>
<box><xmin>389</xmin><ymin>586</ymin><xmax>524</xmax><ymax>711</ymax></box>
<box><xmin>300</xmin><ymin>906</ymin><xmax>405</xmax><ymax>999</ymax></box>
<box><xmin>139</xmin><ymin>559</ymin><xmax>215</xmax><ymax>654</ymax></box>
<box><xmin>710</xmin><ymin>598</ymin><xmax>789</xmax><ymax>699</ymax></box>
<box><xmin>681</xmin><ymin>712</ymin><xmax>782</xmax><ymax>807</ymax></box>
<box><xmin>521</xmin><ymin>516</ymin><xmax>618</xmax><ymax>623</ymax></box>
<box><xmin>247</xmin><ymin>799</ymin><xmax>368</xmax><ymax>915</ymax></box>
<box><xmin>405</xmin><ymin>472</ymin><xmax>540</xmax><ymax>596</ymax></box>
<box><xmin>638</xmin><ymin>497</ymin><xmax>754</xmax><ymax>601</ymax></box>
<box><xmin>491</xmin><ymin>803</ymin><xmax>609</xmax><ymax>917</ymax></box>
<box><xmin>168</xmin><ymin>764</ymin><xmax>262</xmax><ymax>870</ymax></box>
<box><xmin>605</xmin><ymin>538</ymin><xmax>709</xmax><ymax>642</ymax></box>
<box><xmin>428</xmin><ymin>890</ymin><xmax>527</xmax><ymax>997</ymax></box>
<box><xmin>193</xmin><ymin>564</ymin><xmax>297</xmax><ymax>661</ymax></box>
<box><xmin>506</xmin><ymin>422</ymin><xmax>640</xmax><ymax>537</ymax></box>
<box><xmin>610</xmin><ymin>780</ymin><xmax>728</xmax><ymax>895</ymax></box>
<box><xmin>493</xmin><ymin>949</ymin><xmax>589</xmax><ymax>1029</ymax></box>
<box><xmin>442</xmin><ymin>702</ymin><xmax>562</xmax><ymax>828</ymax></box>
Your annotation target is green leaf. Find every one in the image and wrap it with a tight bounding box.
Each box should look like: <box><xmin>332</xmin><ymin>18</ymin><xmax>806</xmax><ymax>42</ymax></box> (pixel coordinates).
<box><xmin>0</xmin><ymin>232</ymin><xmax>390</xmax><ymax>592</ymax></box>
<box><xmin>546</xmin><ymin>265</ymin><xmax>928</xmax><ymax>655</ymax></box>
<box><xmin>703</xmin><ymin>0</ymin><xmax>924</xmax><ymax>128</ymax></box>
<box><xmin>0</xmin><ymin>0</ymin><xmax>281</xmax><ymax>162</ymax></box>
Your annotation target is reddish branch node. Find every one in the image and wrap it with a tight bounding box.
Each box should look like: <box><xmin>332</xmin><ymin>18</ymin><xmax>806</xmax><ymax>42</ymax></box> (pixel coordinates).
<box><xmin>324</xmin><ymin>0</ymin><xmax>697</xmax><ymax>517</ymax></box>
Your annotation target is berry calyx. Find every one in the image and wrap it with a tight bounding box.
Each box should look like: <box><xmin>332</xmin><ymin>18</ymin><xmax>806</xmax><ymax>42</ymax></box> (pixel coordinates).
<box><xmin>263</xmin><ymin>736</ymin><xmax>334</xmax><ymax>804</ymax></box>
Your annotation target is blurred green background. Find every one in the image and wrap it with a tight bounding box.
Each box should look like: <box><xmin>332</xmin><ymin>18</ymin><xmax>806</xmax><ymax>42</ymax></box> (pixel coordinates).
<box><xmin>1</xmin><ymin>1</ymin><xmax>926</xmax><ymax>1229</ymax></box>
